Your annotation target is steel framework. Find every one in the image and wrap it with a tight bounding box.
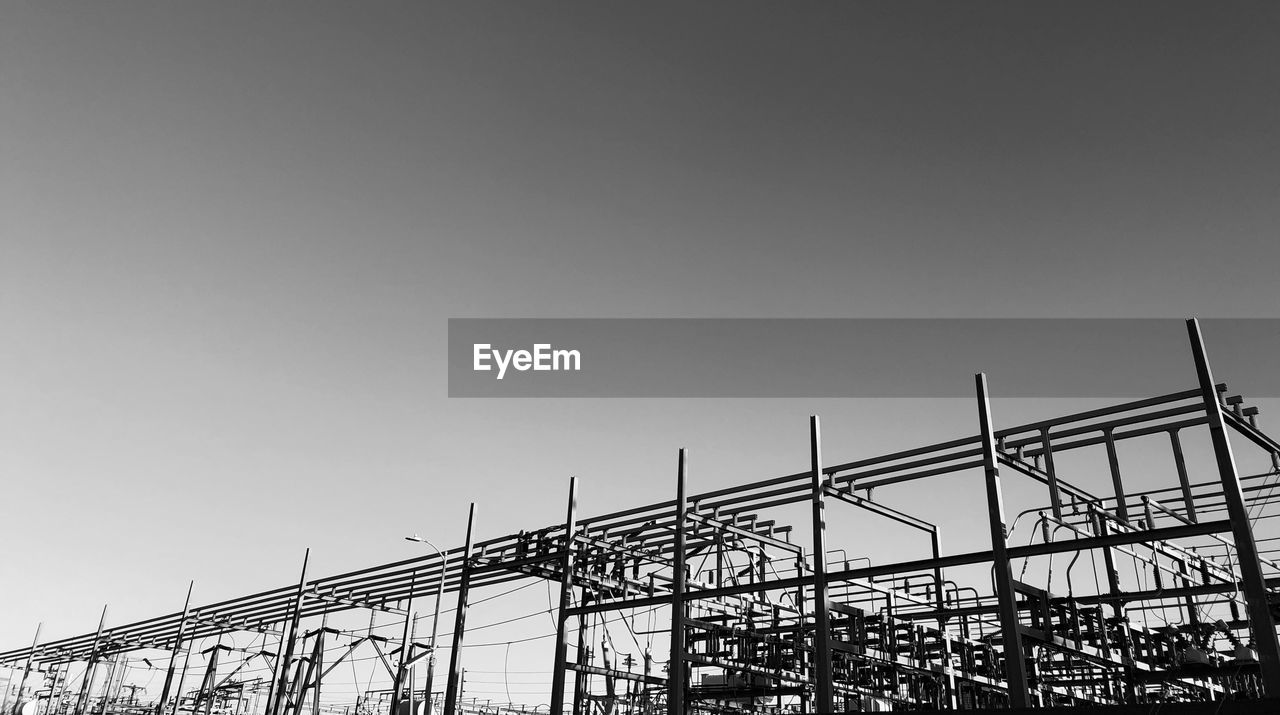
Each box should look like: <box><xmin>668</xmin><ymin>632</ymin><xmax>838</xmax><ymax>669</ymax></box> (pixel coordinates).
<box><xmin>4</xmin><ymin>319</ymin><xmax>1280</xmax><ymax>713</ymax></box>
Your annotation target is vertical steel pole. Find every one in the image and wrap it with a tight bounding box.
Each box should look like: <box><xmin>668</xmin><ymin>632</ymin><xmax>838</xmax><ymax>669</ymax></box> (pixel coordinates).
<box><xmin>44</xmin><ymin>662</ymin><xmax>63</xmax><ymax>715</ymax></box>
<box><xmin>170</xmin><ymin>629</ymin><xmax>195</xmax><ymax>715</ymax></box>
<box><xmin>573</xmin><ymin>594</ymin><xmax>593</xmax><ymax>715</ymax></box>
<box><xmin>158</xmin><ymin>582</ymin><xmax>194</xmax><ymax>715</ymax></box>
<box><xmin>667</xmin><ymin>450</ymin><xmax>688</xmax><ymax>715</ymax></box>
<box><xmin>1176</xmin><ymin>557</ymin><xmax>1201</xmax><ymax>631</ymax></box>
<box><xmin>443</xmin><ymin>504</ymin><xmax>476</xmax><ymax>715</ymax></box>
<box><xmin>269</xmin><ymin>550</ymin><xmax>310</xmax><ymax>715</ymax></box>
<box><xmin>59</xmin><ymin>662</ymin><xmax>75</xmax><ymax>715</ymax></box>
<box><xmin>405</xmin><ymin>624</ymin><xmax>416</xmax><ymax>715</ymax></box>
<box><xmin>95</xmin><ymin>655</ymin><xmax>117</xmax><ymax>715</ymax></box>
<box><xmin>975</xmin><ymin>374</ymin><xmax>1031</xmax><ymax>708</ymax></box>
<box><xmin>311</xmin><ymin>620</ymin><xmax>327</xmax><ymax>715</ymax></box>
<box><xmin>808</xmin><ymin>417</ymin><xmax>834</xmax><ymax>715</ymax></box>
<box><xmin>200</xmin><ymin>645</ymin><xmax>222</xmax><ymax>715</ymax></box>
<box><xmin>392</xmin><ymin>574</ymin><xmax>416</xmax><ymax>715</ymax></box>
<box><xmin>930</xmin><ymin>530</ymin><xmax>945</xmax><ymax>614</ymax></box>
<box><xmin>549</xmin><ymin>478</ymin><xmax>579</xmax><ymax>715</ymax></box>
<box><xmin>1104</xmin><ymin>429</ymin><xmax>1129</xmax><ymax>524</ymax></box>
<box><xmin>929</xmin><ymin>528</ymin><xmax>951</xmax><ymax>708</ymax></box>
<box><xmin>110</xmin><ymin>659</ymin><xmax>130</xmax><ymax>712</ymax></box>
<box><xmin>103</xmin><ymin>655</ymin><xmax>128</xmax><ymax>715</ymax></box>
<box><xmin>1169</xmin><ymin>430</ymin><xmax>1197</xmax><ymax>523</ymax></box>
<box><xmin>1039</xmin><ymin>429</ymin><xmax>1064</xmax><ymax>519</ymax></box>
<box><xmin>286</xmin><ymin>657</ymin><xmax>308</xmax><ymax>715</ymax></box>
<box><xmin>423</xmin><ymin>550</ymin><xmax>447</xmax><ymax>715</ymax></box>
<box><xmin>1186</xmin><ymin>318</ymin><xmax>1280</xmax><ymax>693</ymax></box>
<box><xmin>1094</xmin><ymin>512</ymin><xmax>1136</xmax><ymax>702</ymax></box>
<box><xmin>74</xmin><ymin>606</ymin><xmax>108</xmax><ymax>715</ymax></box>
<box><xmin>10</xmin><ymin>622</ymin><xmax>41</xmax><ymax>715</ymax></box>
<box><xmin>714</xmin><ymin>532</ymin><xmax>724</xmax><ymax>589</ymax></box>
<box><xmin>170</xmin><ymin>634</ymin><xmax>194</xmax><ymax>715</ymax></box>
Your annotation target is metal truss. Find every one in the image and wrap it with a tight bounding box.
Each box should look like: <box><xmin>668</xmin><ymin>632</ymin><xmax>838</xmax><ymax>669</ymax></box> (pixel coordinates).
<box><xmin>5</xmin><ymin>319</ymin><xmax>1280</xmax><ymax>713</ymax></box>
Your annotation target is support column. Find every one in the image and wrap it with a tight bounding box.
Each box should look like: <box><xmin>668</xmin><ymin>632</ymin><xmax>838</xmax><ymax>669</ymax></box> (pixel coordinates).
<box><xmin>550</xmin><ymin>478</ymin><xmax>580</xmax><ymax>715</ymax></box>
<box><xmin>74</xmin><ymin>606</ymin><xmax>108</xmax><ymax>715</ymax></box>
<box><xmin>808</xmin><ymin>417</ymin><xmax>834</xmax><ymax>715</ymax></box>
<box><xmin>1095</xmin><ymin>513</ymin><xmax>1136</xmax><ymax>703</ymax></box>
<box><xmin>401</xmin><ymin>618</ymin><xmax>414</xmax><ymax>715</ymax></box>
<box><xmin>1104</xmin><ymin>429</ymin><xmax>1129</xmax><ymax>524</ymax></box>
<box><xmin>424</xmin><ymin>549</ymin><xmax>449</xmax><ymax>715</ymax></box>
<box><xmin>313</xmin><ymin>628</ymin><xmax>326</xmax><ymax>715</ymax></box>
<box><xmin>286</xmin><ymin>655</ymin><xmax>308</xmax><ymax>715</ymax></box>
<box><xmin>1186</xmin><ymin>318</ymin><xmax>1280</xmax><ymax>694</ymax></box>
<box><xmin>95</xmin><ymin>656</ymin><xmax>118</xmax><ymax>715</ymax></box>
<box><xmin>667</xmin><ymin>450</ymin><xmax>688</xmax><ymax>715</ymax></box>
<box><xmin>572</xmin><ymin>594</ymin><xmax>589</xmax><ymax>715</ymax></box>
<box><xmin>573</xmin><ymin>603</ymin><xmax>586</xmax><ymax>715</ymax></box>
<box><xmin>158</xmin><ymin>582</ymin><xmax>194</xmax><ymax>715</ymax></box>
<box><xmin>975</xmin><ymin>374</ymin><xmax>1030</xmax><ymax>708</ymax></box>
<box><xmin>929</xmin><ymin>528</ymin><xmax>951</xmax><ymax>709</ymax></box>
<box><xmin>170</xmin><ymin>631</ymin><xmax>195</xmax><ymax>715</ymax></box>
<box><xmin>930</xmin><ymin>530</ymin><xmax>945</xmax><ymax>615</ymax></box>
<box><xmin>295</xmin><ymin>620</ymin><xmax>329</xmax><ymax>715</ymax></box>
<box><xmin>60</xmin><ymin>663</ymin><xmax>71</xmax><ymax>715</ymax></box>
<box><xmin>45</xmin><ymin>662</ymin><xmax>64</xmax><ymax>715</ymax></box>
<box><xmin>268</xmin><ymin>550</ymin><xmax>310</xmax><ymax>715</ymax></box>
<box><xmin>391</xmin><ymin>577</ymin><xmax>416</xmax><ymax>715</ymax></box>
<box><xmin>1039</xmin><ymin>429</ymin><xmax>1064</xmax><ymax>519</ymax></box>
<box><xmin>198</xmin><ymin>644</ymin><xmax>229</xmax><ymax>715</ymax></box>
<box><xmin>10</xmin><ymin>622</ymin><xmax>41</xmax><ymax>715</ymax></box>
<box><xmin>1169</xmin><ymin>430</ymin><xmax>1197</xmax><ymax>523</ymax></box>
<box><xmin>443</xmin><ymin>504</ymin><xmax>476</xmax><ymax>715</ymax></box>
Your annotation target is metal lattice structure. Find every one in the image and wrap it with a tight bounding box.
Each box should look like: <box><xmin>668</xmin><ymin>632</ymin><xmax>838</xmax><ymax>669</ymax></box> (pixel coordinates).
<box><xmin>4</xmin><ymin>319</ymin><xmax>1280</xmax><ymax>713</ymax></box>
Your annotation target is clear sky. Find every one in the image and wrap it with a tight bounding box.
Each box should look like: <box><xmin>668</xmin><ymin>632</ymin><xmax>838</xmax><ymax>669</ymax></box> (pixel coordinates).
<box><xmin>3</xmin><ymin>0</ymin><xmax>1280</xmax><ymax>680</ymax></box>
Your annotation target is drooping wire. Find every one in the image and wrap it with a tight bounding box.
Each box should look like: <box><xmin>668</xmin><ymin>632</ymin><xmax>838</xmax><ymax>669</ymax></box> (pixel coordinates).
<box><xmin>503</xmin><ymin>643</ymin><xmax>512</xmax><ymax>705</ymax></box>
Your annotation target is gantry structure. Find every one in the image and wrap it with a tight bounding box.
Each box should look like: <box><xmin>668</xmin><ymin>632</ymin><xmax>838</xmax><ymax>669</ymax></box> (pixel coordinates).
<box><xmin>4</xmin><ymin>319</ymin><xmax>1280</xmax><ymax>713</ymax></box>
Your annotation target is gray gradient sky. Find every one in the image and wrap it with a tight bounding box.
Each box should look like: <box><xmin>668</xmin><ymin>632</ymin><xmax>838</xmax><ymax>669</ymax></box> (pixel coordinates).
<box><xmin>3</xmin><ymin>0</ymin><xmax>1280</xmax><ymax>668</ymax></box>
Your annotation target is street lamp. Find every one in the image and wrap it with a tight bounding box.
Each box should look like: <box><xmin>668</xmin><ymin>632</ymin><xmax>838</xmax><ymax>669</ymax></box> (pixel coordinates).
<box><xmin>404</xmin><ymin>535</ymin><xmax>449</xmax><ymax>715</ymax></box>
